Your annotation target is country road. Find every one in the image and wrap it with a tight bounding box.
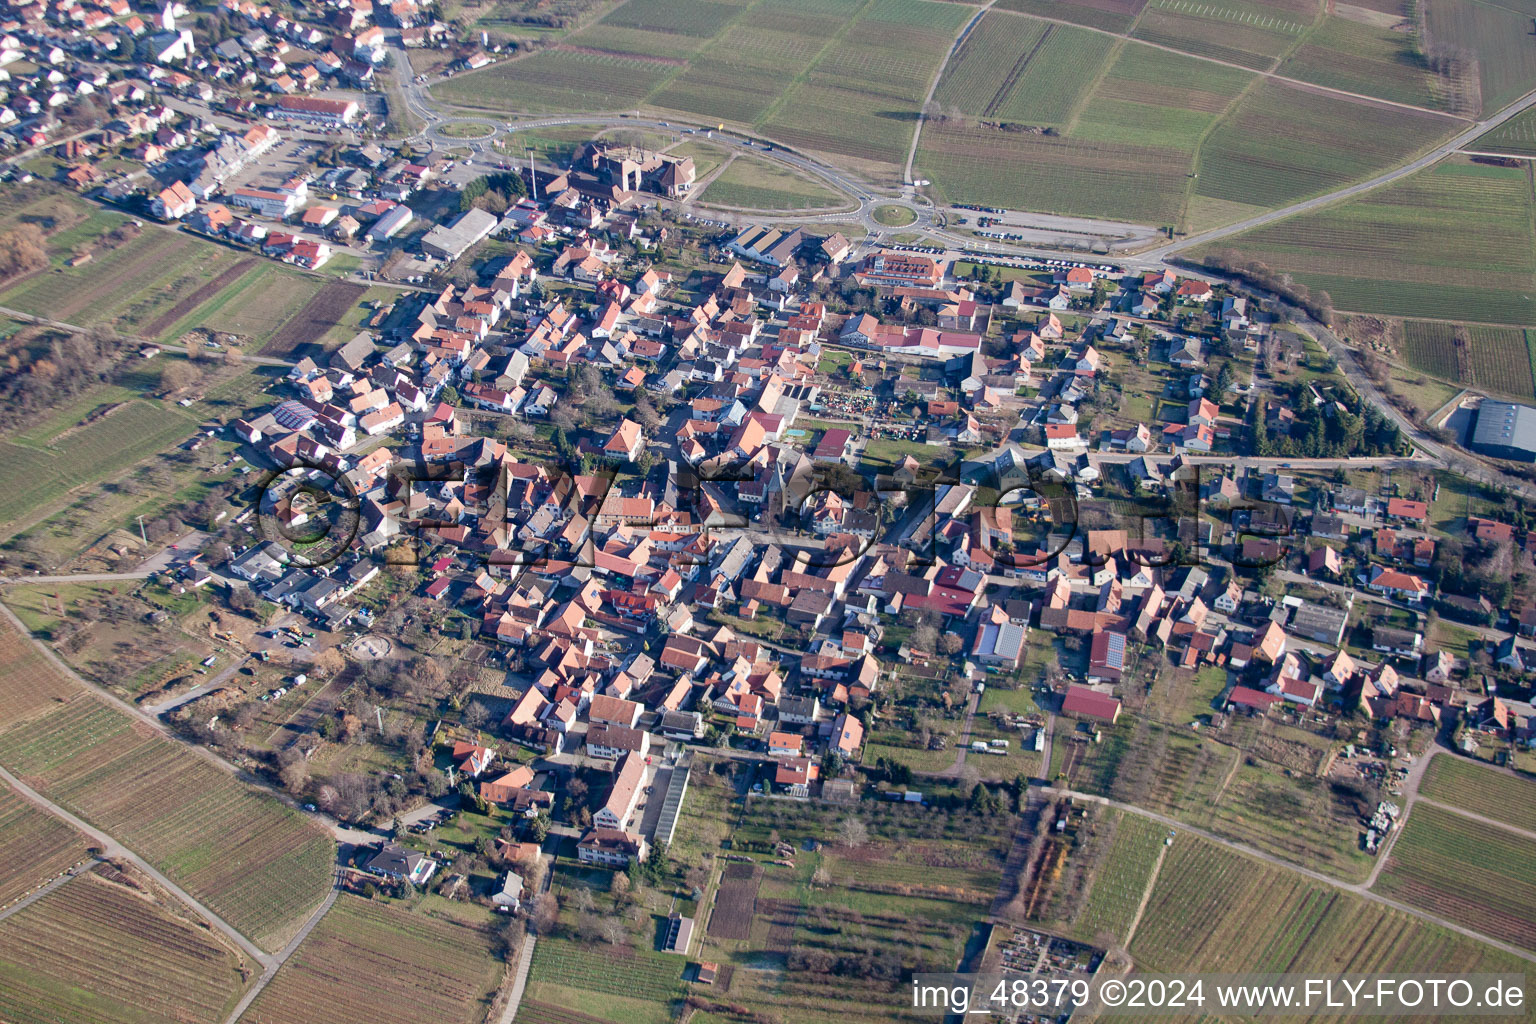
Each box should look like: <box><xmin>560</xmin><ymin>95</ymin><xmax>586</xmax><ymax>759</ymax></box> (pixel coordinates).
<box><xmin>0</xmin><ymin>570</ymin><xmax>153</xmax><ymax>585</ymax></box>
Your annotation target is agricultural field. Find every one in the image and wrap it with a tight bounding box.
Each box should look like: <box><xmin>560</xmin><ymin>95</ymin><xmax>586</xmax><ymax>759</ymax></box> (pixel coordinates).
<box><xmin>0</xmin><ymin>780</ymin><xmax>90</xmax><ymax>908</ymax></box>
<box><xmin>1473</xmin><ymin>106</ymin><xmax>1536</xmax><ymax>156</ymax></box>
<box><xmin>1426</xmin><ymin>0</ymin><xmax>1536</xmax><ymax>111</ymax></box>
<box><xmin>1194</xmin><ymin>157</ymin><xmax>1536</xmax><ymax>326</ymax></box>
<box><xmin>0</xmin><ymin>613</ymin><xmax>82</xmax><ymax>723</ymax></box>
<box><xmin>1071</xmin><ymin>812</ymin><xmax>1166</xmax><ymax>946</ymax></box>
<box><xmin>146</xmin><ymin>260</ymin><xmax>324</xmax><ymax>350</ymax></box>
<box><xmin>258</xmin><ymin>280</ymin><xmax>369</xmax><ymax>359</ymax></box>
<box><xmin>1132</xmin><ymin>0</ymin><xmax>1313</xmax><ymax>70</ymax></box>
<box><xmin>246</xmin><ymin>895</ymin><xmax>502</xmax><ymax>1024</ymax></box>
<box><xmin>1373</xmin><ymin>803</ymin><xmax>1536</xmax><ymax>952</ymax></box>
<box><xmin>527</xmin><ymin>935</ymin><xmax>688</xmax><ymax>1024</ymax></box>
<box><xmin>649</xmin><ymin>0</ymin><xmax>856</xmax><ymax>125</ymax></box>
<box><xmin>757</xmin><ymin>0</ymin><xmax>974</xmax><ymax>173</ymax></box>
<box><xmin>698</xmin><ymin>156</ymin><xmax>848</xmax><ymax>209</ymax></box>
<box><xmin>0</xmin><ymin>692</ymin><xmax>334</xmax><ymax>951</ymax></box>
<box><xmin>994</xmin><ymin>0</ymin><xmax>1146</xmax><ymax>32</ymax></box>
<box><xmin>1419</xmin><ymin>755</ymin><xmax>1536</xmax><ymax>833</ymax></box>
<box><xmin>0</xmin><ymin>217</ymin><xmax>252</xmax><ymax>335</ymax></box>
<box><xmin>730</xmin><ymin>878</ymin><xmax>974</xmax><ymax>1024</ymax></box>
<box><xmin>1277</xmin><ymin>14</ymin><xmax>1447</xmax><ymax>111</ymax></box>
<box><xmin>0</xmin><ymin>870</ymin><xmax>254</xmax><ymax>1024</ymax></box>
<box><xmin>437</xmin><ymin>48</ymin><xmax>680</xmax><ymax>113</ymax></box>
<box><xmin>1191</xmin><ymin>80</ymin><xmax>1457</xmax><ymax>216</ymax></box>
<box><xmin>1132</xmin><ymin>834</ymin><xmax>1533</xmax><ymax>980</ymax></box>
<box><xmin>920</xmin><ymin>22</ymin><xmax>1260</xmax><ymax>225</ymax></box>
<box><xmin>1399</xmin><ymin>321</ymin><xmax>1536</xmax><ymax>398</ymax></box>
<box><xmin>438</xmin><ymin>0</ymin><xmax>969</xmax><ymax>178</ymax></box>
<box><xmin>709</xmin><ymin>862</ymin><xmax>761</xmax><ymax>940</ymax></box>
<box><xmin>1060</xmin><ymin>715</ymin><xmax>1372</xmax><ymax>881</ymax></box>
<box><xmin>0</xmin><ymin>399</ymin><xmax>198</xmax><ymax>537</ymax></box>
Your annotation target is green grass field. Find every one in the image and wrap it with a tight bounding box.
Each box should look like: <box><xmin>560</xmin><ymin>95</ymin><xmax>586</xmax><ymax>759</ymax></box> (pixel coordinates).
<box><xmin>698</xmin><ymin>156</ymin><xmax>848</xmax><ymax>209</ymax></box>
<box><xmin>1277</xmin><ymin>14</ymin><xmax>1445</xmax><ymax>111</ymax></box>
<box><xmin>1191</xmin><ymin>79</ymin><xmax>1457</xmax><ymax>214</ymax></box>
<box><xmin>919</xmin><ymin>19</ymin><xmax>1450</xmax><ymax>229</ymax></box>
<box><xmin>1195</xmin><ymin>157</ymin><xmax>1536</xmax><ymax>326</ymax></box>
<box><xmin>994</xmin><ymin>0</ymin><xmax>1146</xmax><ymax>32</ymax></box>
<box><xmin>1132</xmin><ymin>0</ymin><xmax>1312</xmax><ymax>71</ymax></box>
<box><xmin>0</xmin><ymin>401</ymin><xmax>198</xmax><ymax>537</ymax></box>
<box><xmin>0</xmin><ymin>221</ymin><xmax>251</xmax><ymax>334</ymax></box>
<box><xmin>1474</xmin><ymin>107</ymin><xmax>1536</xmax><ymax>155</ymax></box>
<box><xmin>1426</xmin><ymin>0</ymin><xmax>1536</xmax><ymax>111</ymax></box>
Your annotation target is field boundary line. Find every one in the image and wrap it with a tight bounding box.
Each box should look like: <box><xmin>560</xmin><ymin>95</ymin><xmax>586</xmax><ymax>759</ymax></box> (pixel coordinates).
<box><xmin>1120</xmin><ymin>840</ymin><xmax>1167</xmax><ymax>948</ymax></box>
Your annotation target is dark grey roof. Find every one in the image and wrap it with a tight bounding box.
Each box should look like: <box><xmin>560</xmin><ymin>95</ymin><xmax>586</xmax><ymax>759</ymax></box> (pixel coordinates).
<box><xmin>1471</xmin><ymin>401</ymin><xmax>1536</xmax><ymax>457</ymax></box>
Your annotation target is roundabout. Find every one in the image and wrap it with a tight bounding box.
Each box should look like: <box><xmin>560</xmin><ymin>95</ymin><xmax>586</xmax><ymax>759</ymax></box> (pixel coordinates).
<box><xmin>872</xmin><ymin>204</ymin><xmax>918</xmax><ymax>227</ymax></box>
<box><xmin>434</xmin><ymin>119</ymin><xmax>497</xmax><ymax>141</ymax></box>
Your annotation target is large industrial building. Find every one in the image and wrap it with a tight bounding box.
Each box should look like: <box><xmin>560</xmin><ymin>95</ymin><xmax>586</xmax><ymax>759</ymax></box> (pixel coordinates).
<box><xmin>1469</xmin><ymin>401</ymin><xmax>1536</xmax><ymax>462</ymax></box>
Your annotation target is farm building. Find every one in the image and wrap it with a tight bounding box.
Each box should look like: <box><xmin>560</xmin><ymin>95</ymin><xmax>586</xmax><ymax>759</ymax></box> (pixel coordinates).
<box><xmin>1061</xmin><ymin>684</ymin><xmax>1121</xmax><ymax>723</ymax></box>
<box><xmin>1469</xmin><ymin>401</ymin><xmax>1536</xmax><ymax>462</ymax></box>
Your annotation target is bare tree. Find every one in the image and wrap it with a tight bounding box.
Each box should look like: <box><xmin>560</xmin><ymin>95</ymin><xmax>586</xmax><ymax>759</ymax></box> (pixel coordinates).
<box><xmin>528</xmin><ymin>893</ymin><xmax>559</xmax><ymax>935</ymax></box>
<box><xmin>836</xmin><ymin>817</ymin><xmax>869</xmax><ymax>848</ymax></box>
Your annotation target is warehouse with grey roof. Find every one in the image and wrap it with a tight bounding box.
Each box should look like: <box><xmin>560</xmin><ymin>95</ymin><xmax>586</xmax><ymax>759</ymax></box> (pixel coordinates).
<box><xmin>1469</xmin><ymin>401</ymin><xmax>1536</xmax><ymax>462</ymax></box>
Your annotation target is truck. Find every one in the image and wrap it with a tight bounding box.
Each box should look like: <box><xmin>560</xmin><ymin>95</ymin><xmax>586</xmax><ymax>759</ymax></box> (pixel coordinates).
<box><xmin>970</xmin><ymin>740</ymin><xmax>988</xmax><ymax>753</ymax></box>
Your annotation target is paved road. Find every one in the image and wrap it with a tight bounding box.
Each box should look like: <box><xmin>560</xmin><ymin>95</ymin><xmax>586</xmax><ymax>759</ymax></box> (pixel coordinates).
<box><xmin>904</xmin><ymin>0</ymin><xmax>999</xmax><ymax>185</ymax></box>
<box><xmin>221</xmin><ymin>879</ymin><xmax>342</xmax><ymax>1024</ymax></box>
<box><xmin>0</xmin><ymin>761</ymin><xmax>274</xmax><ymax>966</ymax></box>
<box><xmin>1147</xmin><ymin>85</ymin><xmax>1536</xmax><ymax>260</ymax></box>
